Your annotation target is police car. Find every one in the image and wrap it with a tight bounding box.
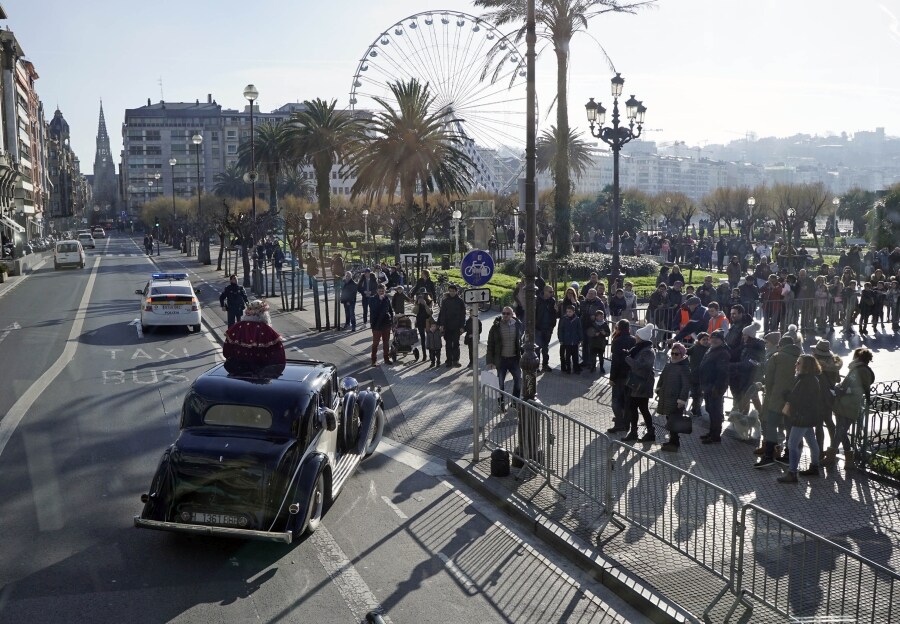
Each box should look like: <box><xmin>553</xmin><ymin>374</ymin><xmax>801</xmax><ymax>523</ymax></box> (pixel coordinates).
<box><xmin>135</xmin><ymin>273</ymin><xmax>202</xmax><ymax>333</ymax></box>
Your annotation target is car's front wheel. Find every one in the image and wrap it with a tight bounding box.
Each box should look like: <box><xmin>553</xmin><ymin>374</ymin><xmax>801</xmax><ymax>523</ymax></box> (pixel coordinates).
<box><xmin>363</xmin><ymin>407</ymin><xmax>385</xmax><ymax>459</ymax></box>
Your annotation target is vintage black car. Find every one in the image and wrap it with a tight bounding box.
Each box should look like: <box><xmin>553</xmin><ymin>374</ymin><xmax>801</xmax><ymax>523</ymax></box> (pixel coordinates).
<box><xmin>134</xmin><ymin>359</ymin><xmax>384</xmax><ymax>543</ymax></box>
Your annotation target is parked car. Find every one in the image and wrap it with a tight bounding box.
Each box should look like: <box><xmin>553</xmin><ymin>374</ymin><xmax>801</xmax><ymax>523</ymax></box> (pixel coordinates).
<box><xmin>134</xmin><ymin>360</ymin><xmax>384</xmax><ymax>543</ymax></box>
<box><xmin>54</xmin><ymin>240</ymin><xmax>85</xmax><ymax>269</ymax></box>
<box><xmin>77</xmin><ymin>233</ymin><xmax>96</xmax><ymax>249</ymax></box>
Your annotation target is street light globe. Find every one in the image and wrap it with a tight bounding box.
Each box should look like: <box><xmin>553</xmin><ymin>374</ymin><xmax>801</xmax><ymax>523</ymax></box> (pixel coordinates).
<box><xmin>192</xmin><ymin>133</ymin><xmax>203</xmax><ymax>145</ymax></box>
<box><xmin>305</xmin><ymin>212</ymin><xmax>313</xmax><ymax>221</ymax></box>
<box><xmin>169</xmin><ymin>158</ymin><xmax>177</xmax><ymax>166</ymax></box>
<box><xmin>452</xmin><ymin>209</ymin><xmax>462</xmax><ymax>220</ymax></box>
<box><xmin>747</xmin><ymin>196</ymin><xmax>756</xmax><ymax>207</ymax></box>
<box><xmin>787</xmin><ymin>208</ymin><xmax>795</xmax><ymax>218</ymax></box>
<box><xmin>362</xmin><ymin>209</ymin><xmax>369</xmax><ymax>217</ymax></box>
<box><xmin>832</xmin><ymin>197</ymin><xmax>840</xmax><ymax>206</ymax></box>
<box><xmin>243</xmin><ymin>84</ymin><xmax>259</xmax><ymax>102</ymax></box>
<box><xmin>154</xmin><ymin>173</ymin><xmax>161</xmax><ymax>180</ymax></box>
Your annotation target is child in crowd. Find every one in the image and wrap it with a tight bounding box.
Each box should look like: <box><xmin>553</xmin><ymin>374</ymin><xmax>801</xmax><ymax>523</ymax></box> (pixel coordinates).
<box><xmin>391</xmin><ymin>286</ymin><xmax>409</xmax><ymax>315</ymax></box>
<box><xmin>609</xmin><ymin>288</ymin><xmax>627</xmax><ymax>322</ymax></box>
<box><xmin>588</xmin><ymin>309</ymin><xmax>611</xmax><ymax>373</ymax></box>
<box><xmin>425</xmin><ymin>317</ymin><xmax>442</xmax><ymax>368</ymax></box>
<box><xmin>558</xmin><ymin>306</ymin><xmax>583</xmax><ymax>374</ymax></box>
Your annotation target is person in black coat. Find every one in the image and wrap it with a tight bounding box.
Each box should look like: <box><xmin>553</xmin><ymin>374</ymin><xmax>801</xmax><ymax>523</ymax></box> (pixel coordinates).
<box><xmin>219</xmin><ymin>274</ymin><xmax>250</xmax><ymax>327</ymax></box>
<box><xmin>698</xmin><ymin>329</ymin><xmax>731</xmax><ymax>443</ymax></box>
<box><xmin>608</xmin><ymin>320</ymin><xmax>636</xmax><ymax>432</ymax></box>
<box><xmin>369</xmin><ymin>285</ymin><xmax>394</xmax><ymax>367</ymax></box>
<box><xmin>437</xmin><ymin>284</ymin><xmax>466</xmax><ymax>367</ymax></box>
<box><xmin>357</xmin><ymin>269</ymin><xmax>378</xmax><ymax>325</ymax></box>
<box><xmin>778</xmin><ymin>355</ymin><xmax>825</xmax><ymax>483</ymax></box>
<box><xmin>339</xmin><ymin>271</ymin><xmax>358</xmax><ymax>331</ymax></box>
<box><xmin>535</xmin><ymin>285</ymin><xmax>558</xmax><ymax>371</ymax></box>
<box><xmin>624</xmin><ymin>323</ymin><xmax>657</xmax><ymax>442</ymax></box>
<box><xmin>656</xmin><ymin>342</ymin><xmax>691</xmax><ymax>451</ymax></box>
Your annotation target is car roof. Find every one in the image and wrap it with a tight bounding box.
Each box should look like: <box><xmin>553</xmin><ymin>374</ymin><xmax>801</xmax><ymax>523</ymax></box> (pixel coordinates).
<box><xmin>203</xmin><ymin>360</ymin><xmax>334</xmax><ymax>385</ymax></box>
<box><xmin>57</xmin><ymin>239</ymin><xmax>80</xmax><ymax>245</ymax></box>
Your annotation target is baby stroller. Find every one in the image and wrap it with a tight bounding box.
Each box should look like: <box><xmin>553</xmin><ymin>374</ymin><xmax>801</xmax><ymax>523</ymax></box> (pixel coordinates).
<box><xmin>389</xmin><ymin>314</ymin><xmax>420</xmax><ymax>362</ymax></box>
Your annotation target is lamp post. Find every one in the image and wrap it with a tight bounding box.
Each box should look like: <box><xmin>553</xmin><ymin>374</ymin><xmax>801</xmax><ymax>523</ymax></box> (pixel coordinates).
<box><xmin>192</xmin><ymin>132</ymin><xmax>210</xmax><ymax>264</ymax></box>
<box><xmin>169</xmin><ymin>158</ymin><xmax>177</xmax><ymax>248</ymax></box>
<box><xmin>831</xmin><ymin>196</ymin><xmax>840</xmax><ymax>242</ymax></box>
<box><xmin>362</xmin><ymin>209</ymin><xmax>369</xmax><ymax>243</ymax></box>
<box><xmin>586</xmin><ymin>73</ymin><xmax>646</xmax><ymax>293</ymax></box>
<box><xmin>451</xmin><ymin>209</ymin><xmax>462</xmax><ymax>263</ymax></box>
<box><xmin>305</xmin><ymin>211</ymin><xmax>313</xmax><ymax>255</ymax></box>
<box><xmin>244</xmin><ymin>84</ymin><xmax>261</xmax><ymax>293</ymax></box>
<box><xmin>747</xmin><ymin>196</ymin><xmax>756</xmax><ymax>240</ymax></box>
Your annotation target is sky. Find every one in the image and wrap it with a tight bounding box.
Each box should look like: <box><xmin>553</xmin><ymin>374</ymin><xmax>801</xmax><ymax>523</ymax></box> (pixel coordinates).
<box><xmin>6</xmin><ymin>0</ymin><xmax>900</xmax><ymax>175</ymax></box>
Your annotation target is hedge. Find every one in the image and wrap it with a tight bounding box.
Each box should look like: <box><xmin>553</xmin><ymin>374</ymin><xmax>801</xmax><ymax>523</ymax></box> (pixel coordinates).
<box><xmin>500</xmin><ymin>252</ymin><xmax>660</xmax><ymax>280</ymax></box>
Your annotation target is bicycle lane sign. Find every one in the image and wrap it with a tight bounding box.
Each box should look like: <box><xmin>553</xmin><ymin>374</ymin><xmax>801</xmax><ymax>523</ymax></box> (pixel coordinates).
<box><xmin>460</xmin><ymin>249</ymin><xmax>494</xmax><ymax>287</ymax></box>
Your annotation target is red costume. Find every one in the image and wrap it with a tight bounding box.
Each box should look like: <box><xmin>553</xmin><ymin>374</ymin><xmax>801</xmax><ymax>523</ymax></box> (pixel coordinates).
<box><xmin>223</xmin><ymin>320</ymin><xmax>286</xmax><ymax>374</ymax></box>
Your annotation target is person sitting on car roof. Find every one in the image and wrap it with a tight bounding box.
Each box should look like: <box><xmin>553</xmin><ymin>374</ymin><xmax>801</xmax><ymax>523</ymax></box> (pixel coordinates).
<box><xmin>223</xmin><ymin>300</ymin><xmax>286</xmax><ymax>375</ymax></box>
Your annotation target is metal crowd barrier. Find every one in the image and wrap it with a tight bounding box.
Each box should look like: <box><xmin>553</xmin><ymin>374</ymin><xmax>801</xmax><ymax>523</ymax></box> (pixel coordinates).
<box><xmin>726</xmin><ymin>504</ymin><xmax>899</xmax><ymax>623</ymax></box>
<box><xmin>475</xmin><ymin>380</ymin><xmax>898</xmax><ymax>622</ymax></box>
<box><xmin>606</xmin><ymin>441</ymin><xmax>742</xmax><ymax>620</ymax></box>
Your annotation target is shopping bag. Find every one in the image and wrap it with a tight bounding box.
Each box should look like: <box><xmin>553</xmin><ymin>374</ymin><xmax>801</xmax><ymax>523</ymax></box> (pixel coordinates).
<box><xmin>667</xmin><ymin>411</ymin><xmax>693</xmax><ymax>434</ymax></box>
<box><xmin>480</xmin><ymin>369</ymin><xmax>500</xmax><ymax>390</ymax></box>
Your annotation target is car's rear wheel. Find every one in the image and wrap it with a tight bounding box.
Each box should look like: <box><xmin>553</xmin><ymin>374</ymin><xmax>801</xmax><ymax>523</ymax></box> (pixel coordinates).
<box><xmin>303</xmin><ymin>473</ymin><xmax>326</xmax><ymax>536</ymax></box>
<box><xmin>141</xmin><ymin>324</ymin><xmax>149</xmax><ymax>334</ymax></box>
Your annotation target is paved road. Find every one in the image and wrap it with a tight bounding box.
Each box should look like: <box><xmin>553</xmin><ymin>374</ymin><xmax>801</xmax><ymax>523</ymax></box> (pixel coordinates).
<box><xmin>0</xmin><ymin>234</ymin><xmax>640</xmax><ymax>623</ymax></box>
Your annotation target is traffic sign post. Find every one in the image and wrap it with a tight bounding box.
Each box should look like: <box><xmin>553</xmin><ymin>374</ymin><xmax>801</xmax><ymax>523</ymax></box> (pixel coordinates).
<box><xmin>459</xmin><ymin>250</ymin><xmax>493</xmax><ymax>462</ymax></box>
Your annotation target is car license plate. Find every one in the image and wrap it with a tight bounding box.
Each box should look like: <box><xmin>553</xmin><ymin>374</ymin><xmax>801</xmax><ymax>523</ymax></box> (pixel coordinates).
<box><xmin>192</xmin><ymin>512</ymin><xmax>243</xmax><ymax>526</ymax></box>
<box><xmin>154</xmin><ymin>305</ymin><xmax>182</xmax><ymax>314</ymax></box>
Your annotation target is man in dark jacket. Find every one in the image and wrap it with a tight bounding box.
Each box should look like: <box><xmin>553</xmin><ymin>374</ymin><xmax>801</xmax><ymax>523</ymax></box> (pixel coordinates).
<box><xmin>357</xmin><ymin>269</ymin><xmax>378</xmax><ymax>325</ymax></box>
<box><xmin>369</xmin><ymin>285</ymin><xmax>393</xmax><ymax>366</ymax></box>
<box><xmin>724</xmin><ymin>304</ymin><xmax>752</xmax><ymax>354</ymax></box>
<box><xmin>486</xmin><ymin>307</ymin><xmax>524</xmax><ymax>397</ymax></box>
<box><xmin>219</xmin><ymin>274</ymin><xmax>250</xmax><ymax>327</ymax></box>
<box><xmin>437</xmin><ymin>284</ymin><xmax>466</xmax><ymax>367</ymax></box>
<box><xmin>738</xmin><ymin>276</ymin><xmax>760</xmax><ymax>317</ymax></box>
<box><xmin>698</xmin><ymin>329</ymin><xmax>731</xmax><ymax>443</ymax></box>
<box><xmin>673</xmin><ymin>296</ymin><xmax>709</xmax><ymax>343</ymax></box>
<box><xmin>535</xmin><ymin>285</ymin><xmax>558</xmax><ymax>371</ymax></box>
<box><xmin>729</xmin><ymin>321</ymin><xmax>765</xmax><ymax>421</ymax></box>
<box><xmin>608</xmin><ymin>320</ymin><xmax>636</xmax><ymax>433</ymax></box>
<box><xmin>579</xmin><ymin>289</ymin><xmax>605</xmax><ymax>367</ymax></box>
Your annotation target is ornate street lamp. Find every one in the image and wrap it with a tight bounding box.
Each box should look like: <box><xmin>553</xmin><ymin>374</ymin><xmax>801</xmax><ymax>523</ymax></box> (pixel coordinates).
<box><xmin>244</xmin><ymin>84</ymin><xmax>261</xmax><ymax>292</ymax></box>
<box><xmin>192</xmin><ymin>132</ymin><xmax>210</xmax><ymax>264</ymax></box>
<box><xmin>451</xmin><ymin>209</ymin><xmax>463</xmax><ymax>263</ymax></box>
<box><xmin>586</xmin><ymin>73</ymin><xmax>645</xmax><ymax>293</ymax></box>
<box><xmin>831</xmin><ymin>196</ymin><xmax>840</xmax><ymax>241</ymax></box>
<box><xmin>362</xmin><ymin>209</ymin><xmax>369</xmax><ymax>243</ymax></box>
<box><xmin>305</xmin><ymin>211</ymin><xmax>313</xmax><ymax>255</ymax></box>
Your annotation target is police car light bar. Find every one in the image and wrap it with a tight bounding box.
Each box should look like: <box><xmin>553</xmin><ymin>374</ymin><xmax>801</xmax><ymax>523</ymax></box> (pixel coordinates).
<box><xmin>151</xmin><ymin>273</ymin><xmax>189</xmax><ymax>280</ymax></box>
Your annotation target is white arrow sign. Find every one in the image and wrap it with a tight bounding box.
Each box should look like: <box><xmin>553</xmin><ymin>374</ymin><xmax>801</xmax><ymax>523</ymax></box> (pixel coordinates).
<box><xmin>0</xmin><ymin>322</ymin><xmax>20</xmax><ymax>345</ymax></box>
<box><xmin>463</xmin><ymin>287</ymin><xmax>491</xmax><ymax>304</ymax></box>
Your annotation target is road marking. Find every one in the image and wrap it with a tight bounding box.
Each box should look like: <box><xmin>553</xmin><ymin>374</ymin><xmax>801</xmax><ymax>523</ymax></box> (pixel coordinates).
<box><xmin>0</xmin><ymin>321</ymin><xmax>21</xmax><ymax>346</ymax></box>
<box><xmin>0</xmin><ymin>256</ymin><xmax>101</xmax><ymax>459</ymax></box>
<box><xmin>23</xmin><ymin>430</ymin><xmax>63</xmax><ymax>531</ymax></box>
<box><xmin>380</xmin><ymin>495</ymin><xmax>408</xmax><ymax>520</ymax></box>
<box><xmin>129</xmin><ymin>318</ymin><xmax>143</xmax><ymax>339</ymax></box>
<box><xmin>437</xmin><ymin>552</ymin><xmax>476</xmax><ymax>592</ymax></box>
<box><xmin>310</xmin><ymin>527</ymin><xmax>392</xmax><ymax>624</ymax></box>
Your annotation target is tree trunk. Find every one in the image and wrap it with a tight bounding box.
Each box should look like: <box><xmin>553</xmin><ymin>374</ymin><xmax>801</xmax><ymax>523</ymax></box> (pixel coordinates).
<box><xmin>553</xmin><ymin>44</ymin><xmax>571</xmax><ymax>258</ymax></box>
<box><xmin>216</xmin><ymin>232</ymin><xmax>225</xmax><ymax>271</ymax></box>
<box><xmin>241</xmin><ymin>244</ymin><xmax>251</xmax><ymax>287</ymax></box>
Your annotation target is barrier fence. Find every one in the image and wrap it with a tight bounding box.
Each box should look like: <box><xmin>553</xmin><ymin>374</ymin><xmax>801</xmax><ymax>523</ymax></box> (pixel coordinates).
<box><xmin>477</xmin><ymin>385</ymin><xmax>900</xmax><ymax>622</ymax></box>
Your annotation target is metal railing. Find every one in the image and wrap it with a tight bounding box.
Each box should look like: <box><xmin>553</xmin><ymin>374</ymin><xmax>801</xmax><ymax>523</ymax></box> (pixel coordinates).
<box><xmin>474</xmin><ymin>382</ymin><xmax>899</xmax><ymax>623</ymax></box>
<box><xmin>727</xmin><ymin>504</ymin><xmax>899</xmax><ymax>623</ymax></box>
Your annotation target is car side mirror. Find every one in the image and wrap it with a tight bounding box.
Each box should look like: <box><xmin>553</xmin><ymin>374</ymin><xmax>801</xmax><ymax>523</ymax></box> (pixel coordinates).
<box><xmin>135</xmin><ymin>289</ymin><xmax>143</xmax><ymax>295</ymax></box>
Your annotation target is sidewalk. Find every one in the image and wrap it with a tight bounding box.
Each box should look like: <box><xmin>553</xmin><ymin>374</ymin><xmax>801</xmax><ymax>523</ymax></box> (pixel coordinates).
<box><xmin>149</xmin><ymin>240</ymin><xmax>900</xmax><ymax>622</ymax></box>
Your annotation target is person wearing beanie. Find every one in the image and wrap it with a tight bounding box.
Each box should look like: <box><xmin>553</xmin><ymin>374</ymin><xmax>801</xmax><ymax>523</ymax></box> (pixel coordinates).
<box><xmin>698</xmin><ymin>329</ymin><xmax>731</xmax><ymax>443</ymax></box>
<box><xmin>763</xmin><ymin>331</ymin><xmax>781</xmax><ymax>357</ymax></box>
<box><xmin>623</xmin><ymin>324</ymin><xmax>657</xmax><ymax>442</ymax></box>
<box><xmin>729</xmin><ymin>321</ymin><xmax>765</xmax><ymax>432</ymax></box>
<box><xmin>672</xmin><ymin>296</ymin><xmax>709</xmax><ymax>343</ymax></box>
<box><xmin>784</xmin><ymin>323</ymin><xmax>801</xmax><ymax>346</ymax></box>
<box><xmin>656</xmin><ymin>342</ymin><xmax>691</xmax><ymax>452</ymax></box>
<box><xmin>754</xmin><ymin>332</ymin><xmax>802</xmax><ymax>468</ymax></box>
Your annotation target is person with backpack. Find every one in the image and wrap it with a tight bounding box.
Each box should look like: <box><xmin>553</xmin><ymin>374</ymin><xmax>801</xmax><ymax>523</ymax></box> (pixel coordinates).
<box><xmin>823</xmin><ymin>347</ymin><xmax>875</xmax><ymax>467</ymax></box>
<box><xmin>777</xmin><ymin>354</ymin><xmax>826</xmax><ymax>483</ymax></box>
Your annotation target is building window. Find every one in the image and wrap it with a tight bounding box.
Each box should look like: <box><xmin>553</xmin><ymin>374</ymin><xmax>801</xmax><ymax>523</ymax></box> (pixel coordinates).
<box><xmin>227</xmin><ymin>144</ymin><xmax>237</xmax><ymax>154</ymax></box>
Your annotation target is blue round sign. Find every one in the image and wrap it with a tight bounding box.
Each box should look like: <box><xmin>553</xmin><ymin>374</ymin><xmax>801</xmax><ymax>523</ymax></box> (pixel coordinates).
<box><xmin>460</xmin><ymin>250</ymin><xmax>494</xmax><ymax>287</ymax></box>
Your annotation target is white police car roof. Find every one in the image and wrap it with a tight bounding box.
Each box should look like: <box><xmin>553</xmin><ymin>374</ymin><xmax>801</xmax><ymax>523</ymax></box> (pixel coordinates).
<box><xmin>151</xmin><ymin>273</ymin><xmax>190</xmax><ymax>281</ymax></box>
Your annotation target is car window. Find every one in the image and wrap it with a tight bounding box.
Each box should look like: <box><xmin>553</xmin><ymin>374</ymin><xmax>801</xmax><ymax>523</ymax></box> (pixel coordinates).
<box><xmin>57</xmin><ymin>243</ymin><xmax>78</xmax><ymax>253</ymax></box>
<box><xmin>204</xmin><ymin>404</ymin><xmax>273</xmax><ymax>429</ymax></box>
<box><xmin>78</xmin><ymin>234</ymin><xmax>92</xmax><ymax>240</ymax></box>
<box><xmin>150</xmin><ymin>285</ymin><xmax>193</xmax><ymax>296</ymax></box>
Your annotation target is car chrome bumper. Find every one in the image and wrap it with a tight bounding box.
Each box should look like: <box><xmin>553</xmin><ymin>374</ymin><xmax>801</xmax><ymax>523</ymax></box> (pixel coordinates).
<box><xmin>134</xmin><ymin>516</ymin><xmax>292</xmax><ymax>543</ymax></box>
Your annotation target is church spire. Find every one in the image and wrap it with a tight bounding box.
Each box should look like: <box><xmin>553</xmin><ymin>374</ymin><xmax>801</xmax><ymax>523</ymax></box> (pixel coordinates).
<box><xmin>92</xmin><ymin>99</ymin><xmax>118</xmax><ymax>212</ymax></box>
<box><xmin>97</xmin><ymin>99</ymin><xmax>109</xmax><ymax>142</ymax></box>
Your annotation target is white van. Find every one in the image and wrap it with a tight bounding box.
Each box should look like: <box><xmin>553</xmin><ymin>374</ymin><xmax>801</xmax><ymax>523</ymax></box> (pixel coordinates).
<box><xmin>55</xmin><ymin>240</ymin><xmax>86</xmax><ymax>269</ymax></box>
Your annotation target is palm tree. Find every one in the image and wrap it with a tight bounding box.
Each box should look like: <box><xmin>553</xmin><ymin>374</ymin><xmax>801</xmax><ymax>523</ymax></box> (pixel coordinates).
<box><xmin>475</xmin><ymin>0</ymin><xmax>656</xmax><ymax>256</ymax></box>
<box><xmin>237</xmin><ymin>119</ymin><xmax>294</xmax><ymax>213</ymax></box>
<box><xmin>348</xmin><ymin>79</ymin><xmax>474</xmax><ymax>263</ymax></box>
<box><xmin>536</xmin><ymin>125</ymin><xmax>594</xmax><ymax>181</ymax></box>
<box><xmin>278</xmin><ymin>166</ymin><xmax>314</xmax><ymax>201</ymax></box>
<box><xmin>212</xmin><ymin>164</ymin><xmax>250</xmax><ymax>199</ymax></box>
<box><xmin>287</xmin><ymin>99</ymin><xmax>359</xmax><ymax>243</ymax></box>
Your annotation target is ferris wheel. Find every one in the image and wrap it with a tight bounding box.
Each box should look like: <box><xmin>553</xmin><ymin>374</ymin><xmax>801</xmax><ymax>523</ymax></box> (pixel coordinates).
<box><xmin>350</xmin><ymin>10</ymin><xmax>531</xmax><ymax>194</ymax></box>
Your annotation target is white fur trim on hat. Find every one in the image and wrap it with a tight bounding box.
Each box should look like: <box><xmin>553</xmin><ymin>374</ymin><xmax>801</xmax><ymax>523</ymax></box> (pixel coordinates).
<box><xmin>742</xmin><ymin>321</ymin><xmax>761</xmax><ymax>337</ymax></box>
<box><xmin>636</xmin><ymin>323</ymin><xmax>655</xmax><ymax>341</ymax></box>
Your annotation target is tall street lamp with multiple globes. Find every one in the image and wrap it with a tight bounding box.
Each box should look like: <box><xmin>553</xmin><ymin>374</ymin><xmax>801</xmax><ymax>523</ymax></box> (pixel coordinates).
<box><xmin>192</xmin><ymin>132</ymin><xmax>210</xmax><ymax>264</ymax></box>
<box><xmin>243</xmin><ymin>84</ymin><xmax>261</xmax><ymax>292</ymax></box>
<box><xmin>585</xmin><ymin>73</ymin><xmax>646</xmax><ymax>292</ymax></box>
<box><xmin>831</xmin><ymin>196</ymin><xmax>840</xmax><ymax>241</ymax></box>
<box><xmin>747</xmin><ymin>196</ymin><xmax>756</xmax><ymax>240</ymax></box>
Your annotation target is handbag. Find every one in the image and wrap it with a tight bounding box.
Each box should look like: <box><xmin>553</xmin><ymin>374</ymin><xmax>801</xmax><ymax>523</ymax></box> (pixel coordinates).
<box><xmin>667</xmin><ymin>409</ymin><xmax>693</xmax><ymax>434</ymax></box>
